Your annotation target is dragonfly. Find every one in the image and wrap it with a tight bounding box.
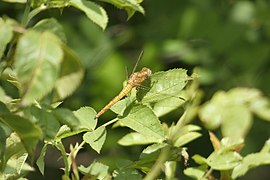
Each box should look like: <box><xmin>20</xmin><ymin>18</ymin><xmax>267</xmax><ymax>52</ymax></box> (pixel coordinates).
<box><xmin>95</xmin><ymin>67</ymin><xmax>152</xmax><ymax>118</ymax></box>
<box><xmin>95</xmin><ymin>52</ymin><xmax>190</xmax><ymax>118</ymax></box>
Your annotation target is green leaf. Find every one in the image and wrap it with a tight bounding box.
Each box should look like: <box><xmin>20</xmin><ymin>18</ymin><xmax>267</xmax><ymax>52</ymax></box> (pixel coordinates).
<box><xmin>138</xmin><ymin>68</ymin><xmax>189</xmax><ymax>103</ymax></box>
<box><xmin>142</xmin><ymin>143</ymin><xmax>167</xmax><ymax>154</ymax></box>
<box><xmin>172</xmin><ymin>124</ymin><xmax>202</xmax><ymax>147</ymax></box>
<box><xmin>36</xmin><ymin>144</ymin><xmax>48</xmax><ymax>175</ymax></box>
<box><xmin>174</xmin><ymin>132</ymin><xmax>201</xmax><ymax>147</ymax></box>
<box><xmin>192</xmin><ymin>154</ymin><xmax>208</xmax><ymax>165</ymax></box>
<box><xmin>24</xmin><ymin>106</ymin><xmax>60</xmax><ymax>140</ymax></box>
<box><xmin>260</xmin><ymin>139</ymin><xmax>270</xmax><ymax>153</ymax></box>
<box><xmin>199</xmin><ymin>88</ymin><xmax>258</xmax><ymax>137</ymax></box>
<box><xmin>1</xmin><ymin>0</ymin><xmax>26</xmax><ymax>3</ymax></box>
<box><xmin>54</xmin><ymin>125</ymin><xmax>86</xmax><ymax>141</ymax></box>
<box><xmin>14</xmin><ymin>30</ymin><xmax>63</xmax><ymax>105</ymax></box>
<box><xmin>250</xmin><ymin>96</ymin><xmax>270</xmax><ymax>121</ymax></box>
<box><xmin>53</xmin><ymin>108</ymin><xmax>81</xmax><ymax>130</ymax></box>
<box><xmin>184</xmin><ymin>167</ymin><xmax>207</xmax><ymax>180</ymax></box>
<box><xmin>0</xmin><ymin>114</ymin><xmax>42</xmax><ymax>158</ymax></box>
<box><xmin>53</xmin><ymin>45</ymin><xmax>84</xmax><ymax>100</ymax></box>
<box><xmin>151</xmin><ymin>93</ymin><xmax>186</xmax><ymax>117</ymax></box>
<box><xmin>69</xmin><ymin>0</ymin><xmax>108</xmax><ymax>30</ymax></box>
<box><xmin>78</xmin><ymin>161</ymin><xmax>109</xmax><ymax>179</ymax></box>
<box><xmin>119</xmin><ymin>105</ymin><xmax>165</xmax><ymax>141</ymax></box>
<box><xmin>220</xmin><ymin>137</ymin><xmax>244</xmax><ymax>152</ymax></box>
<box><xmin>207</xmin><ymin>151</ymin><xmax>242</xmax><ymax>170</ymax></box>
<box><xmin>0</xmin><ymin>18</ymin><xmax>13</xmax><ymax>59</ymax></box>
<box><xmin>118</xmin><ymin>132</ymin><xmax>160</xmax><ymax>146</ymax></box>
<box><xmin>83</xmin><ymin>126</ymin><xmax>107</xmax><ymax>153</ymax></box>
<box><xmin>232</xmin><ymin>152</ymin><xmax>270</xmax><ymax>179</ymax></box>
<box><xmin>100</xmin><ymin>0</ymin><xmax>144</xmax><ymax>19</ymax></box>
<box><xmin>73</xmin><ymin>106</ymin><xmax>97</xmax><ymax>130</ymax></box>
<box><xmin>221</xmin><ymin>105</ymin><xmax>252</xmax><ymax>138</ymax></box>
<box><xmin>33</xmin><ymin>18</ymin><xmax>67</xmax><ymax>42</ymax></box>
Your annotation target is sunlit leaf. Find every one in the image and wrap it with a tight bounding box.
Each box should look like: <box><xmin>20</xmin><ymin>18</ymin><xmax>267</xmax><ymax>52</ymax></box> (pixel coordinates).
<box><xmin>0</xmin><ymin>18</ymin><xmax>13</xmax><ymax>59</ymax></box>
<box><xmin>53</xmin><ymin>45</ymin><xmax>84</xmax><ymax>100</ymax></box>
<box><xmin>0</xmin><ymin>114</ymin><xmax>42</xmax><ymax>158</ymax></box>
<box><xmin>100</xmin><ymin>0</ymin><xmax>144</xmax><ymax>19</ymax></box>
<box><xmin>250</xmin><ymin>97</ymin><xmax>270</xmax><ymax>121</ymax></box>
<box><xmin>199</xmin><ymin>88</ymin><xmax>263</xmax><ymax>138</ymax></box>
<box><xmin>69</xmin><ymin>0</ymin><xmax>108</xmax><ymax>30</ymax></box>
<box><xmin>73</xmin><ymin>106</ymin><xmax>97</xmax><ymax>130</ymax></box>
<box><xmin>34</xmin><ymin>18</ymin><xmax>67</xmax><ymax>42</ymax></box>
<box><xmin>164</xmin><ymin>161</ymin><xmax>176</xmax><ymax>179</ymax></box>
<box><xmin>1</xmin><ymin>0</ymin><xmax>26</xmax><ymax>3</ymax></box>
<box><xmin>36</xmin><ymin>144</ymin><xmax>47</xmax><ymax>175</ymax></box>
<box><xmin>192</xmin><ymin>154</ymin><xmax>208</xmax><ymax>165</ymax></box>
<box><xmin>78</xmin><ymin>161</ymin><xmax>109</xmax><ymax>179</ymax></box>
<box><xmin>221</xmin><ymin>105</ymin><xmax>252</xmax><ymax>138</ymax></box>
<box><xmin>118</xmin><ymin>132</ymin><xmax>160</xmax><ymax>146</ymax></box>
<box><xmin>142</xmin><ymin>143</ymin><xmax>167</xmax><ymax>154</ymax></box>
<box><xmin>54</xmin><ymin>125</ymin><xmax>86</xmax><ymax>141</ymax></box>
<box><xmin>174</xmin><ymin>131</ymin><xmax>201</xmax><ymax>147</ymax></box>
<box><xmin>119</xmin><ymin>105</ymin><xmax>165</xmax><ymax>141</ymax></box>
<box><xmin>138</xmin><ymin>68</ymin><xmax>189</xmax><ymax>104</ymax></box>
<box><xmin>232</xmin><ymin>152</ymin><xmax>270</xmax><ymax>179</ymax></box>
<box><xmin>184</xmin><ymin>167</ymin><xmax>207</xmax><ymax>180</ymax></box>
<box><xmin>207</xmin><ymin>151</ymin><xmax>242</xmax><ymax>170</ymax></box>
<box><xmin>83</xmin><ymin>126</ymin><xmax>106</xmax><ymax>153</ymax></box>
<box><xmin>14</xmin><ymin>30</ymin><xmax>63</xmax><ymax>105</ymax></box>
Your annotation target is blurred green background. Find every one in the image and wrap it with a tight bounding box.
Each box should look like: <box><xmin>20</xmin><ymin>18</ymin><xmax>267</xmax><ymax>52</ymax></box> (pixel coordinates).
<box><xmin>1</xmin><ymin>0</ymin><xmax>270</xmax><ymax>179</ymax></box>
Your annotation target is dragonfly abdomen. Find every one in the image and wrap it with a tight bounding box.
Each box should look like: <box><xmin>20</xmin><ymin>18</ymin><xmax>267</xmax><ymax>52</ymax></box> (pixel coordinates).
<box><xmin>95</xmin><ymin>84</ymin><xmax>133</xmax><ymax>118</ymax></box>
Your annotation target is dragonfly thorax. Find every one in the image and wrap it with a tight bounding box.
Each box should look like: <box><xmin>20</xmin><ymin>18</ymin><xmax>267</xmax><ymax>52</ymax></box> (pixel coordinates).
<box><xmin>128</xmin><ymin>67</ymin><xmax>152</xmax><ymax>87</ymax></box>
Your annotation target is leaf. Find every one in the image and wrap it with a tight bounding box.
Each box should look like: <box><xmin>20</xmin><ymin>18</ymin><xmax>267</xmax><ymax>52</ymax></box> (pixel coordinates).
<box><xmin>53</xmin><ymin>45</ymin><xmax>84</xmax><ymax>100</ymax></box>
<box><xmin>207</xmin><ymin>151</ymin><xmax>242</xmax><ymax>170</ymax></box>
<box><xmin>53</xmin><ymin>108</ymin><xmax>81</xmax><ymax>130</ymax></box>
<box><xmin>54</xmin><ymin>125</ymin><xmax>86</xmax><ymax>141</ymax></box>
<box><xmin>184</xmin><ymin>167</ymin><xmax>207</xmax><ymax>180</ymax></box>
<box><xmin>73</xmin><ymin>106</ymin><xmax>97</xmax><ymax>130</ymax></box>
<box><xmin>192</xmin><ymin>154</ymin><xmax>208</xmax><ymax>165</ymax></box>
<box><xmin>33</xmin><ymin>18</ymin><xmax>67</xmax><ymax>42</ymax></box>
<box><xmin>250</xmin><ymin>96</ymin><xmax>270</xmax><ymax>121</ymax></box>
<box><xmin>83</xmin><ymin>126</ymin><xmax>107</xmax><ymax>153</ymax></box>
<box><xmin>1</xmin><ymin>0</ymin><xmax>26</xmax><ymax>3</ymax></box>
<box><xmin>199</xmin><ymin>88</ymin><xmax>258</xmax><ymax>137</ymax></box>
<box><xmin>0</xmin><ymin>18</ymin><xmax>13</xmax><ymax>59</ymax></box>
<box><xmin>14</xmin><ymin>30</ymin><xmax>63</xmax><ymax>105</ymax></box>
<box><xmin>221</xmin><ymin>105</ymin><xmax>252</xmax><ymax>138</ymax></box>
<box><xmin>118</xmin><ymin>132</ymin><xmax>160</xmax><ymax>146</ymax></box>
<box><xmin>174</xmin><ymin>132</ymin><xmax>201</xmax><ymax>147</ymax></box>
<box><xmin>119</xmin><ymin>105</ymin><xmax>165</xmax><ymax>141</ymax></box>
<box><xmin>142</xmin><ymin>143</ymin><xmax>168</xmax><ymax>154</ymax></box>
<box><xmin>24</xmin><ymin>106</ymin><xmax>60</xmax><ymax>140</ymax></box>
<box><xmin>172</xmin><ymin>124</ymin><xmax>202</xmax><ymax>147</ymax></box>
<box><xmin>69</xmin><ymin>0</ymin><xmax>108</xmax><ymax>30</ymax></box>
<box><xmin>100</xmin><ymin>0</ymin><xmax>144</xmax><ymax>19</ymax></box>
<box><xmin>36</xmin><ymin>144</ymin><xmax>48</xmax><ymax>175</ymax></box>
<box><xmin>232</xmin><ymin>152</ymin><xmax>270</xmax><ymax>179</ymax></box>
<box><xmin>0</xmin><ymin>114</ymin><xmax>42</xmax><ymax>159</ymax></box>
<box><xmin>78</xmin><ymin>161</ymin><xmax>109</xmax><ymax>179</ymax></box>
<box><xmin>138</xmin><ymin>68</ymin><xmax>189</xmax><ymax>103</ymax></box>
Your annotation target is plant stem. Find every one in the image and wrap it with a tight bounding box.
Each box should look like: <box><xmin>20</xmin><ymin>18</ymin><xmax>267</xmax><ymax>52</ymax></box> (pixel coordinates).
<box><xmin>22</xmin><ymin>0</ymin><xmax>32</xmax><ymax>27</ymax></box>
<box><xmin>144</xmin><ymin>146</ymin><xmax>170</xmax><ymax>180</ymax></box>
<box><xmin>102</xmin><ymin>118</ymin><xmax>119</xmax><ymax>127</ymax></box>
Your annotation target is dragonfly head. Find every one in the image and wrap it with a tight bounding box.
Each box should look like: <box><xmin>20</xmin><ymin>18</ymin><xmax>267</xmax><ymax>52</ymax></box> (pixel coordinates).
<box><xmin>141</xmin><ymin>67</ymin><xmax>152</xmax><ymax>77</ymax></box>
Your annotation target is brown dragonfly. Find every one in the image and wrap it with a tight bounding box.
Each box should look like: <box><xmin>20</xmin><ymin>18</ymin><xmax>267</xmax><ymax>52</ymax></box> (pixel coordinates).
<box><xmin>95</xmin><ymin>53</ymin><xmax>190</xmax><ymax>118</ymax></box>
<box><xmin>95</xmin><ymin>67</ymin><xmax>152</xmax><ymax>118</ymax></box>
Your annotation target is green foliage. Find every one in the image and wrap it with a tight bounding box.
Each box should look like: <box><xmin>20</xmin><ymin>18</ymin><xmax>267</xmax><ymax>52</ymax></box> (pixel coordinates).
<box><xmin>0</xmin><ymin>0</ymin><xmax>270</xmax><ymax>179</ymax></box>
